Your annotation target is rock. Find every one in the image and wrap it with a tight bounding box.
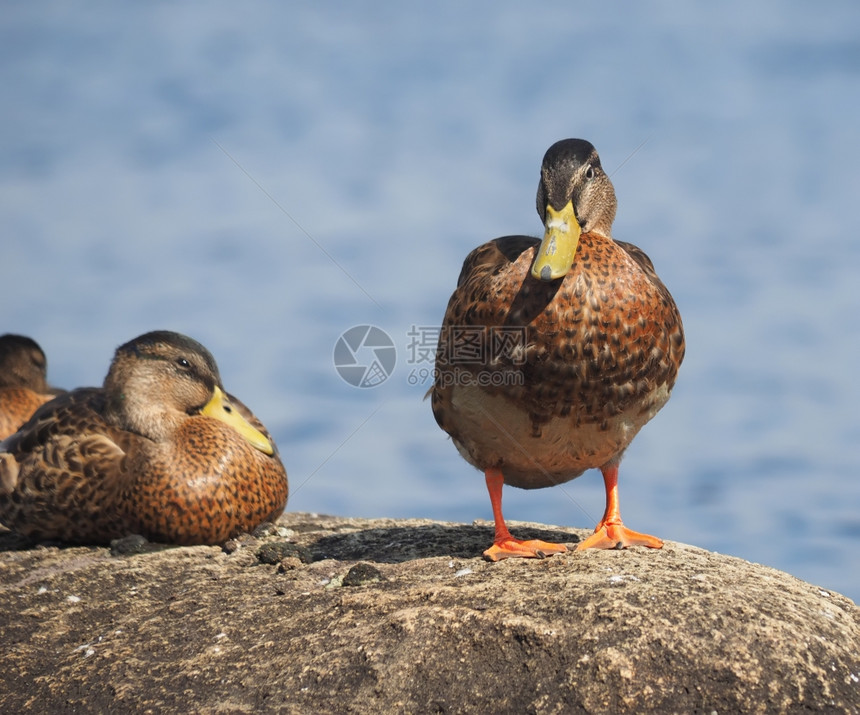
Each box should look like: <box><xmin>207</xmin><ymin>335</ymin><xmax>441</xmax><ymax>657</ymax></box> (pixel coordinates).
<box><xmin>0</xmin><ymin>513</ymin><xmax>857</xmax><ymax>713</ymax></box>
<box><xmin>255</xmin><ymin>541</ymin><xmax>313</xmax><ymax>566</ymax></box>
<box><xmin>342</xmin><ymin>562</ymin><xmax>385</xmax><ymax>587</ymax></box>
<box><xmin>109</xmin><ymin>533</ymin><xmax>151</xmax><ymax>556</ymax></box>
<box><xmin>108</xmin><ymin>534</ymin><xmax>173</xmax><ymax>557</ymax></box>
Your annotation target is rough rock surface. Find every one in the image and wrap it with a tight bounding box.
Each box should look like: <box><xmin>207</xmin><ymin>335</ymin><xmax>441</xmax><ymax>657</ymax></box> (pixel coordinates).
<box><xmin>0</xmin><ymin>513</ymin><xmax>857</xmax><ymax>714</ymax></box>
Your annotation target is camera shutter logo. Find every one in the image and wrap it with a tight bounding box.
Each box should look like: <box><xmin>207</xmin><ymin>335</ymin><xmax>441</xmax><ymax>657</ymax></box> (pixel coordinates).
<box><xmin>333</xmin><ymin>325</ymin><xmax>397</xmax><ymax>388</ymax></box>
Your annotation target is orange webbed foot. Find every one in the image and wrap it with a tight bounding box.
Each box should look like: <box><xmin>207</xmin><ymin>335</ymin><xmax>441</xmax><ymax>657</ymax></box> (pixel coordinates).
<box><xmin>482</xmin><ymin>467</ymin><xmax>569</xmax><ymax>561</ymax></box>
<box><xmin>575</xmin><ymin>521</ymin><xmax>663</xmax><ymax>551</ymax></box>
<box><xmin>574</xmin><ymin>464</ymin><xmax>664</xmax><ymax>551</ymax></box>
<box><xmin>484</xmin><ymin>537</ymin><xmax>568</xmax><ymax>562</ymax></box>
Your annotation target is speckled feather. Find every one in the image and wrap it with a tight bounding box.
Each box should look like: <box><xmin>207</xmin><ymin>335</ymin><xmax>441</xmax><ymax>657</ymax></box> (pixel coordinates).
<box><xmin>0</xmin><ymin>331</ymin><xmax>288</xmax><ymax>545</ymax></box>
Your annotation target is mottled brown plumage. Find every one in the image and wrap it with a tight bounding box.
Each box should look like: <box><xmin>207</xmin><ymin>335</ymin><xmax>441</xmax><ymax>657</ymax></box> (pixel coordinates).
<box><xmin>432</xmin><ymin>139</ymin><xmax>685</xmax><ymax>559</ymax></box>
<box><xmin>0</xmin><ymin>334</ymin><xmax>57</xmax><ymax>440</ymax></box>
<box><xmin>0</xmin><ymin>330</ymin><xmax>288</xmax><ymax>545</ymax></box>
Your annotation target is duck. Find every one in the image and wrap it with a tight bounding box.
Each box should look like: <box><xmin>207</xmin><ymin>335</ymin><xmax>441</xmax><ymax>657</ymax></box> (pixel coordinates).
<box><xmin>0</xmin><ymin>330</ymin><xmax>288</xmax><ymax>545</ymax></box>
<box><xmin>431</xmin><ymin>139</ymin><xmax>685</xmax><ymax>561</ymax></box>
<box><xmin>0</xmin><ymin>334</ymin><xmax>59</xmax><ymax>440</ymax></box>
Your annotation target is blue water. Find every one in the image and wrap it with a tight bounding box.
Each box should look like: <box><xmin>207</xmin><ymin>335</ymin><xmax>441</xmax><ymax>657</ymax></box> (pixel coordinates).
<box><xmin>2</xmin><ymin>2</ymin><xmax>859</xmax><ymax>602</ymax></box>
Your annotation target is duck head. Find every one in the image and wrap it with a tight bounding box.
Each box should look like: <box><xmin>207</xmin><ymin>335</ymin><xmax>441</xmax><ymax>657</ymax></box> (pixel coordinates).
<box><xmin>531</xmin><ymin>138</ymin><xmax>618</xmax><ymax>282</ymax></box>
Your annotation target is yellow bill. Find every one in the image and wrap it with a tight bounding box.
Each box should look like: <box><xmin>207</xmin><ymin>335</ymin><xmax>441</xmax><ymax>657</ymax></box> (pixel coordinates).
<box><xmin>201</xmin><ymin>386</ymin><xmax>274</xmax><ymax>455</ymax></box>
<box><xmin>530</xmin><ymin>200</ymin><xmax>582</xmax><ymax>281</ymax></box>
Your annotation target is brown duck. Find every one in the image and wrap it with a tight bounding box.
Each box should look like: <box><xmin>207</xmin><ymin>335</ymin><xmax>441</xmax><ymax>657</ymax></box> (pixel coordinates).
<box><xmin>432</xmin><ymin>139</ymin><xmax>685</xmax><ymax>560</ymax></box>
<box><xmin>0</xmin><ymin>330</ymin><xmax>288</xmax><ymax>545</ymax></box>
<box><xmin>0</xmin><ymin>334</ymin><xmax>58</xmax><ymax>440</ymax></box>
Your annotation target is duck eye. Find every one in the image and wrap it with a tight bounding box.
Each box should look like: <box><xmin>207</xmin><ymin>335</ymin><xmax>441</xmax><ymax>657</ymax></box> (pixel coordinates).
<box><xmin>585</xmin><ymin>165</ymin><xmax>595</xmax><ymax>180</ymax></box>
<box><xmin>176</xmin><ymin>357</ymin><xmax>191</xmax><ymax>370</ymax></box>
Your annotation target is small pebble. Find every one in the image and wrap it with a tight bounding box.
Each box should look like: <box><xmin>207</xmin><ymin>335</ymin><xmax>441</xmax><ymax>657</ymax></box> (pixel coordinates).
<box><xmin>277</xmin><ymin>557</ymin><xmax>304</xmax><ymax>572</ymax></box>
<box><xmin>222</xmin><ymin>539</ymin><xmax>242</xmax><ymax>554</ymax></box>
<box><xmin>109</xmin><ymin>534</ymin><xmax>150</xmax><ymax>556</ymax></box>
<box><xmin>252</xmin><ymin>522</ymin><xmax>279</xmax><ymax>538</ymax></box>
<box><xmin>256</xmin><ymin>542</ymin><xmax>312</xmax><ymax>565</ymax></box>
<box><xmin>342</xmin><ymin>563</ymin><xmax>385</xmax><ymax>587</ymax></box>
<box><xmin>223</xmin><ymin>533</ymin><xmax>258</xmax><ymax>554</ymax></box>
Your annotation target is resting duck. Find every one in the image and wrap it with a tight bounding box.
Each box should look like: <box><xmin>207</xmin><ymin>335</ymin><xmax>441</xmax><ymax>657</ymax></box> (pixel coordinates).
<box><xmin>432</xmin><ymin>139</ymin><xmax>685</xmax><ymax>560</ymax></box>
<box><xmin>0</xmin><ymin>334</ymin><xmax>58</xmax><ymax>440</ymax></box>
<box><xmin>0</xmin><ymin>330</ymin><xmax>288</xmax><ymax>545</ymax></box>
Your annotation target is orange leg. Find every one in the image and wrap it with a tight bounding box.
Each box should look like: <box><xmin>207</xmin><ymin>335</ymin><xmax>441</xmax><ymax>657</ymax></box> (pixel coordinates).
<box><xmin>575</xmin><ymin>464</ymin><xmax>663</xmax><ymax>551</ymax></box>
<box><xmin>483</xmin><ymin>468</ymin><xmax>568</xmax><ymax>561</ymax></box>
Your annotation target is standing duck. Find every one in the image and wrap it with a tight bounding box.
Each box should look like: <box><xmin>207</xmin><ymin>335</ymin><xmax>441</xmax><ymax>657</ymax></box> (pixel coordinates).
<box><xmin>0</xmin><ymin>334</ymin><xmax>58</xmax><ymax>440</ymax></box>
<box><xmin>0</xmin><ymin>330</ymin><xmax>288</xmax><ymax>545</ymax></box>
<box><xmin>432</xmin><ymin>139</ymin><xmax>685</xmax><ymax>560</ymax></box>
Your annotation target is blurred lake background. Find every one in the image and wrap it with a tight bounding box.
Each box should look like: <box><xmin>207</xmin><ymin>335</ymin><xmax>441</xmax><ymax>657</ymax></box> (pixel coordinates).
<box><xmin>2</xmin><ymin>2</ymin><xmax>858</xmax><ymax>601</ymax></box>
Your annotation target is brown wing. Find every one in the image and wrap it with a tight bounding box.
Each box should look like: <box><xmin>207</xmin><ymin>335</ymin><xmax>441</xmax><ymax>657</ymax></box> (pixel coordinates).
<box><xmin>0</xmin><ymin>388</ymin><xmax>130</xmax><ymax>542</ymax></box>
<box><xmin>432</xmin><ymin>236</ymin><xmax>540</xmax><ymax>437</ymax></box>
<box><xmin>452</xmin><ymin>235</ymin><xmax>539</xmax><ymax>289</ymax></box>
